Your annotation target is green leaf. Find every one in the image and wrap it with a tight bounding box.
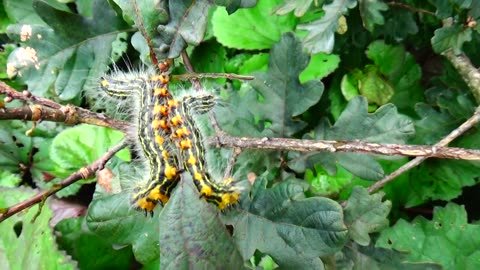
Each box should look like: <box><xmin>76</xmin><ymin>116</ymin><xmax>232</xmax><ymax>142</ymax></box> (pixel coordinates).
<box><xmin>155</xmin><ymin>0</ymin><xmax>213</xmax><ymax>59</ymax></box>
<box><xmin>377</xmin><ymin>203</ymin><xmax>480</xmax><ymax>269</ymax></box>
<box><xmin>297</xmin><ymin>0</ymin><xmax>357</xmax><ymax>53</ymax></box>
<box><xmin>289</xmin><ymin>97</ymin><xmax>414</xmax><ymax>180</ymax></box>
<box><xmin>6</xmin><ymin>0</ymin><xmax>130</xmax><ymax>99</ymax></box>
<box><xmin>299</xmin><ymin>52</ymin><xmax>340</xmax><ymax>82</ymax></box>
<box><xmin>0</xmin><ymin>121</ymin><xmax>34</xmax><ymax>173</ymax></box>
<box><xmin>159</xmin><ymin>175</ymin><xmax>244</xmax><ymax>269</ymax></box>
<box><xmin>365</xmin><ymin>40</ymin><xmax>424</xmax><ymax>111</ymax></box>
<box><xmin>341</xmin><ymin>66</ymin><xmax>395</xmax><ymax>106</ymax></box>
<box><xmin>335</xmin><ymin>243</ymin><xmax>442</xmax><ymax>270</ymax></box>
<box><xmin>238</xmin><ymin>53</ymin><xmax>269</xmax><ymax>75</ymax></box>
<box><xmin>358</xmin><ymin>0</ymin><xmax>388</xmax><ymax>32</ymax></box>
<box><xmin>305</xmin><ymin>164</ymin><xmax>354</xmax><ymax>196</ymax></box>
<box><xmin>404</xmin><ymin>159</ymin><xmax>480</xmax><ymax>207</ymax></box>
<box><xmin>86</xmin><ymin>191</ymin><xmax>161</xmax><ymax>265</ymax></box>
<box><xmin>381</xmin><ymin>10</ymin><xmax>418</xmax><ymax>41</ymax></box>
<box><xmin>55</xmin><ymin>217</ymin><xmax>133</xmax><ymax>270</ymax></box>
<box><xmin>344</xmin><ymin>186</ymin><xmax>391</xmax><ymax>246</ymax></box>
<box><xmin>431</xmin><ymin>25</ymin><xmax>472</xmax><ymax>54</ymax></box>
<box><xmin>328</xmin><ymin>97</ymin><xmax>414</xmax><ymax>143</ymax></box>
<box><xmin>243</xmin><ymin>32</ymin><xmax>324</xmax><ymax>136</ymax></box>
<box><xmin>50</xmin><ymin>124</ymin><xmax>128</xmax><ymax>174</ymax></box>
<box><xmin>212</xmin><ymin>0</ymin><xmax>297</xmax><ymax>50</ymax></box>
<box><xmin>412</xmin><ymin>103</ymin><xmax>459</xmax><ymax>145</ymax></box>
<box><xmin>0</xmin><ymin>171</ymin><xmax>21</xmax><ymax>187</ymax></box>
<box><xmin>0</xmin><ymin>188</ymin><xmax>76</xmax><ymax>270</ymax></box>
<box><xmin>190</xmin><ymin>38</ymin><xmax>227</xmax><ymax>85</ymax></box>
<box><xmin>225</xmin><ymin>175</ymin><xmax>348</xmax><ymax>268</ymax></box>
<box><xmin>3</xmin><ymin>0</ymin><xmax>69</xmax><ymax>26</ymax></box>
<box><xmin>273</xmin><ymin>0</ymin><xmax>313</xmax><ymax>17</ymax></box>
<box><xmin>112</xmin><ymin>0</ymin><xmax>168</xmax><ymax>37</ymax></box>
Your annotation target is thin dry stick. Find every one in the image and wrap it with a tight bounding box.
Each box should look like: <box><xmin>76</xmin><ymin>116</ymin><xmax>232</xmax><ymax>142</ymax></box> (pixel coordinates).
<box><xmin>387</xmin><ymin>1</ymin><xmax>435</xmax><ymax>16</ymax></box>
<box><xmin>0</xmin><ymin>140</ymin><xmax>128</xmax><ymax>223</ymax></box>
<box><xmin>175</xmin><ymin>73</ymin><xmax>254</xmax><ymax>81</ymax></box>
<box><xmin>211</xmin><ymin>135</ymin><xmax>480</xmax><ymax>160</ymax></box>
<box><xmin>368</xmin><ymin>105</ymin><xmax>480</xmax><ymax>193</ymax></box>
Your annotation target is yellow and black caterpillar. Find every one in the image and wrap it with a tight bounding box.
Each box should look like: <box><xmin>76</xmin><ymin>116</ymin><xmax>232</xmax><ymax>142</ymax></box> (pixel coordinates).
<box><xmin>100</xmin><ymin>63</ymin><xmax>239</xmax><ymax>214</ymax></box>
<box><xmin>169</xmin><ymin>94</ymin><xmax>240</xmax><ymax>210</ymax></box>
<box><xmin>100</xmin><ymin>71</ymin><xmax>181</xmax><ymax>216</ymax></box>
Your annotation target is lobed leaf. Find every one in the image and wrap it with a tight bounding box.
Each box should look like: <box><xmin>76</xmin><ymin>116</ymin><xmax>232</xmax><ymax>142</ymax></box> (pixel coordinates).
<box><xmin>377</xmin><ymin>203</ymin><xmax>480</xmax><ymax>269</ymax></box>
<box><xmin>225</xmin><ymin>175</ymin><xmax>348</xmax><ymax>268</ymax></box>
<box><xmin>358</xmin><ymin>0</ymin><xmax>388</xmax><ymax>32</ymax></box>
<box><xmin>344</xmin><ymin>186</ymin><xmax>391</xmax><ymax>246</ymax></box>
<box><xmin>298</xmin><ymin>0</ymin><xmax>357</xmax><ymax>53</ymax></box>
<box><xmin>212</xmin><ymin>0</ymin><xmax>296</xmax><ymax>50</ymax></box>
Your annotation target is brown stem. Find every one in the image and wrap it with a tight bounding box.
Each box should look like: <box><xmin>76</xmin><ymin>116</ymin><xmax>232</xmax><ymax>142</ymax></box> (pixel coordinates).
<box><xmin>0</xmin><ymin>140</ymin><xmax>128</xmax><ymax>223</ymax></box>
<box><xmin>368</xmin><ymin>105</ymin><xmax>480</xmax><ymax>193</ymax></box>
<box><xmin>210</xmin><ymin>135</ymin><xmax>480</xmax><ymax>160</ymax></box>
<box><xmin>387</xmin><ymin>1</ymin><xmax>435</xmax><ymax>16</ymax></box>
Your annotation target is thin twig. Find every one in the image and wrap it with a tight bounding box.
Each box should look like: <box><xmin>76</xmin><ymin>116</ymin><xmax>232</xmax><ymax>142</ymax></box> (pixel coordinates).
<box><xmin>387</xmin><ymin>1</ymin><xmax>435</xmax><ymax>16</ymax></box>
<box><xmin>175</xmin><ymin>73</ymin><xmax>254</xmax><ymax>81</ymax></box>
<box><xmin>210</xmin><ymin>135</ymin><xmax>480</xmax><ymax>160</ymax></box>
<box><xmin>181</xmin><ymin>50</ymin><xmax>202</xmax><ymax>90</ymax></box>
<box><xmin>368</xmin><ymin>105</ymin><xmax>480</xmax><ymax>193</ymax></box>
<box><xmin>0</xmin><ymin>140</ymin><xmax>128</xmax><ymax>223</ymax></box>
<box><xmin>443</xmin><ymin>50</ymin><xmax>480</xmax><ymax>104</ymax></box>
<box><xmin>133</xmin><ymin>0</ymin><xmax>158</xmax><ymax>67</ymax></box>
<box><xmin>224</xmin><ymin>147</ymin><xmax>242</xmax><ymax>180</ymax></box>
<box><xmin>1</xmin><ymin>81</ymin><xmax>61</xmax><ymax>109</ymax></box>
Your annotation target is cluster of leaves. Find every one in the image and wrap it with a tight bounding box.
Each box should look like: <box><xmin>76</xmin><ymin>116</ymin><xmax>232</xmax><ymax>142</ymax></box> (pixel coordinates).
<box><xmin>0</xmin><ymin>0</ymin><xmax>479</xmax><ymax>269</ymax></box>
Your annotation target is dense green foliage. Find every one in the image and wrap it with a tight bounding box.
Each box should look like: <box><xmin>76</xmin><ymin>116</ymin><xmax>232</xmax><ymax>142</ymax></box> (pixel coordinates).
<box><xmin>0</xmin><ymin>0</ymin><xmax>479</xmax><ymax>269</ymax></box>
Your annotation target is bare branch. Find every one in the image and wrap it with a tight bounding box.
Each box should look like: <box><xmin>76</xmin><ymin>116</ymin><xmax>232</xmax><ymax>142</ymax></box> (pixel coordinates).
<box><xmin>175</xmin><ymin>73</ymin><xmax>254</xmax><ymax>82</ymax></box>
<box><xmin>0</xmin><ymin>140</ymin><xmax>128</xmax><ymax>223</ymax></box>
<box><xmin>368</xmin><ymin>105</ymin><xmax>480</xmax><ymax>193</ymax></box>
<box><xmin>210</xmin><ymin>134</ymin><xmax>480</xmax><ymax>160</ymax></box>
<box><xmin>443</xmin><ymin>50</ymin><xmax>480</xmax><ymax>104</ymax></box>
<box><xmin>0</xmin><ymin>82</ymin><xmax>131</xmax><ymax>133</ymax></box>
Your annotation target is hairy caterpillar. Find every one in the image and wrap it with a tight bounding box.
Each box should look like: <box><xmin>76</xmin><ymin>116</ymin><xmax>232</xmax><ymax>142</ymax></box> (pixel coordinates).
<box><xmin>100</xmin><ymin>62</ymin><xmax>240</xmax><ymax>214</ymax></box>
<box><xmin>169</xmin><ymin>94</ymin><xmax>240</xmax><ymax>210</ymax></box>
<box><xmin>100</xmin><ymin>70</ymin><xmax>181</xmax><ymax>216</ymax></box>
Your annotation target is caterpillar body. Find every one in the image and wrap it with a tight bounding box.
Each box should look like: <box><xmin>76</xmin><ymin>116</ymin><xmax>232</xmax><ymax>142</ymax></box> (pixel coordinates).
<box><xmin>100</xmin><ymin>72</ymin><xmax>181</xmax><ymax>216</ymax></box>
<box><xmin>169</xmin><ymin>94</ymin><xmax>240</xmax><ymax>210</ymax></box>
<box><xmin>100</xmin><ymin>63</ymin><xmax>240</xmax><ymax>214</ymax></box>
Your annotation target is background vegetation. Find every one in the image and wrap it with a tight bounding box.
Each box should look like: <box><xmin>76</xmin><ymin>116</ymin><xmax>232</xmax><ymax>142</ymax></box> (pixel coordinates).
<box><xmin>0</xmin><ymin>0</ymin><xmax>479</xmax><ymax>269</ymax></box>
